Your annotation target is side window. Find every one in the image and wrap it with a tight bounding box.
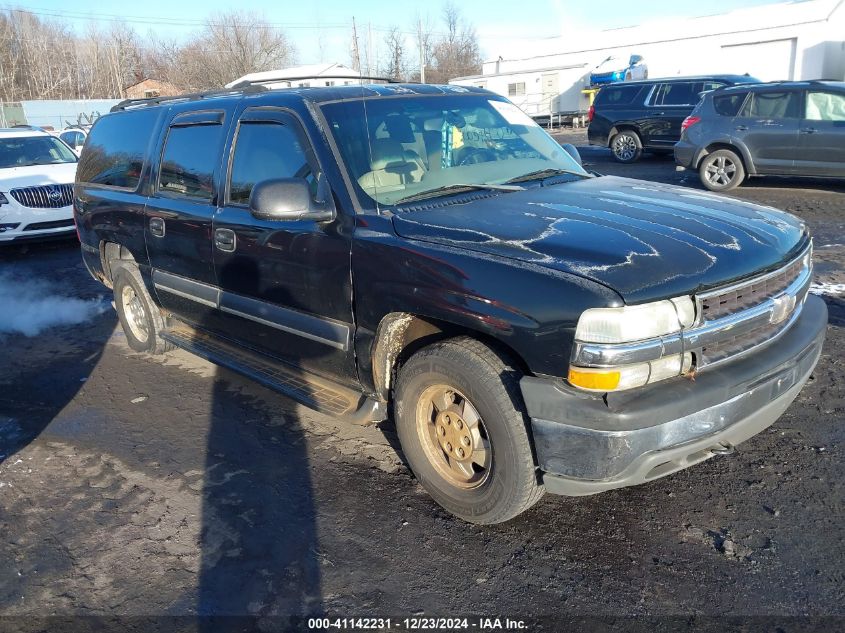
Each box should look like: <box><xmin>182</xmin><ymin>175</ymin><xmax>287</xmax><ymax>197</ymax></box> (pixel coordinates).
<box><xmin>805</xmin><ymin>91</ymin><xmax>845</xmax><ymax>122</ymax></box>
<box><xmin>701</xmin><ymin>81</ymin><xmax>726</xmax><ymax>92</ymax></box>
<box><xmin>739</xmin><ymin>91</ymin><xmax>800</xmax><ymax>119</ymax></box>
<box><xmin>76</xmin><ymin>109</ymin><xmax>159</xmax><ymax>189</ymax></box>
<box><xmin>158</xmin><ymin>123</ymin><xmax>223</xmax><ymax>200</ymax></box>
<box><xmin>595</xmin><ymin>85</ymin><xmax>641</xmax><ymax>106</ymax></box>
<box><xmin>713</xmin><ymin>91</ymin><xmax>749</xmax><ymax>116</ymax></box>
<box><xmin>652</xmin><ymin>82</ymin><xmax>696</xmax><ymax>106</ymax></box>
<box><xmin>227</xmin><ymin>118</ymin><xmax>316</xmax><ymax>205</ymax></box>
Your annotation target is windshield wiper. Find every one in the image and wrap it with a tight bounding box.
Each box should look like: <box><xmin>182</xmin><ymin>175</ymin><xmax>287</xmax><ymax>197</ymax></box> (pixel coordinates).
<box><xmin>394</xmin><ymin>183</ymin><xmax>524</xmax><ymax>205</ymax></box>
<box><xmin>504</xmin><ymin>168</ymin><xmax>590</xmax><ymax>184</ymax></box>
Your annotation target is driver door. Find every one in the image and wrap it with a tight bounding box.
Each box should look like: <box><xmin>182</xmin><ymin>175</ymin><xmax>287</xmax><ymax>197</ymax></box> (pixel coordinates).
<box><xmin>210</xmin><ymin>107</ymin><xmax>357</xmax><ymax>385</ymax></box>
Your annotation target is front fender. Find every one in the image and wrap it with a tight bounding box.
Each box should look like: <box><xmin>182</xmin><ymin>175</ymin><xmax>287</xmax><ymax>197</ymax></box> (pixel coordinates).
<box><xmin>352</xmin><ymin>215</ymin><xmax>622</xmax><ymax>386</ymax></box>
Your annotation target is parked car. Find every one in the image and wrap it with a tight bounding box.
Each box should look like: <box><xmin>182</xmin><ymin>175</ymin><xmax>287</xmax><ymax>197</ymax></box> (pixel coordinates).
<box><xmin>589</xmin><ymin>54</ymin><xmax>648</xmax><ymax>86</ymax></box>
<box><xmin>75</xmin><ymin>83</ymin><xmax>826</xmax><ymax>524</ymax></box>
<box><xmin>675</xmin><ymin>80</ymin><xmax>845</xmax><ymax>191</ymax></box>
<box><xmin>58</xmin><ymin>125</ymin><xmax>90</xmax><ymax>154</ymax></box>
<box><xmin>588</xmin><ymin>75</ymin><xmax>760</xmax><ymax>162</ymax></box>
<box><xmin>0</xmin><ymin>126</ymin><xmax>78</xmax><ymax>243</ymax></box>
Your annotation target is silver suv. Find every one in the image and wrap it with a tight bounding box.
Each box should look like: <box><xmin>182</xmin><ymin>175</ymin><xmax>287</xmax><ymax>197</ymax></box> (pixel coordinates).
<box><xmin>675</xmin><ymin>80</ymin><xmax>845</xmax><ymax>191</ymax></box>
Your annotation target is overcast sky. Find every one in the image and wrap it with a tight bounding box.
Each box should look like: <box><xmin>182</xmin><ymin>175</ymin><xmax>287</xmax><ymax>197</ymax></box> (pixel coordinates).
<box><xmin>19</xmin><ymin>0</ymin><xmax>783</xmax><ymax>64</ymax></box>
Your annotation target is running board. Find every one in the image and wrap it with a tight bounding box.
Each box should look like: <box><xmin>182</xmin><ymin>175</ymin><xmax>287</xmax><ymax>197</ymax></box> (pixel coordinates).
<box><xmin>161</xmin><ymin>326</ymin><xmax>385</xmax><ymax>424</ymax></box>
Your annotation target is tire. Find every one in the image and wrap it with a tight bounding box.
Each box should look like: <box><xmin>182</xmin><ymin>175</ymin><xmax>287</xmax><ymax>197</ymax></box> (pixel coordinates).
<box><xmin>112</xmin><ymin>263</ymin><xmax>173</xmax><ymax>354</ymax></box>
<box><xmin>394</xmin><ymin>337</ymin><xmax>544</xmax><ymax>524</ymax></box>
<box><xmin>699</xmin><ymin>149</ymin><xmax>745</xmax><ymax>191</ymax></box>
<box><xmin>610</xmin><ymin>130</ymin><xmax>642</xmax><ymax>163</ymax></box>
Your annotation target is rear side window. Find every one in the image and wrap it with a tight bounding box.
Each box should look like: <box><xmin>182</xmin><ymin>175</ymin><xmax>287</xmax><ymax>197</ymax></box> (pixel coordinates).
<box><xmin>228</xmin><ymin>120</ymin><xmax>315</xmax><ymax>205</ymax></box>
<box><xmin>158</xmin><ymin>123</ymin><xmax>224</xmax><ymax>200</ymax></box>
<box><xmin>595</xmin><ymin>85</ymin><xmax>641</xmax><ymax>106</ymax></box>
<box><xmin>713</xmin><ymin>92</ymin><xmax>749</xmax><ymax>116</ymax></box>
<box><xmin>805</xmin><ymin>91</ymin><xmax>845</xmax><ymax>122</ymax></box>
<box><xmin>651</xmin><ymin>82</ymin><xmax>697</xmax><ymax>106</ymax></box>
<box><xmin>740</xmin><ymin>91</ymin><xmax>801</xmax><ymax>119</ymax></box>
<box><xmin>77</xmin><ymin>109</ymin><xmax>159</xmax><ymax>189</ymax></box>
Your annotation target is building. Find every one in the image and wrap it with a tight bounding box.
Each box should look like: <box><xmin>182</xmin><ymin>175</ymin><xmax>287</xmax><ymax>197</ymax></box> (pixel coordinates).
<box><xmin>124</xmin><ymin>79</ymin><xmax>182</xmax><ymax>100</ymax></box>
<box><xmin>451</xmin><ymin>0</ymin><xmax>845</xmax><ymax>120</ymax></box>
<box><xmin>227</xmin><ymin>63</ymin><xmax>362</xmax><ymax>90</ymax></box>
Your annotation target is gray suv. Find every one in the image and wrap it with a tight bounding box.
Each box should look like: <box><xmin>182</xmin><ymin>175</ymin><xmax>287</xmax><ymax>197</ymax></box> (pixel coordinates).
<box><xmin>675</xmin><ymin>80</ymin><xmax>845</xmax><ymax>191</ymax></box>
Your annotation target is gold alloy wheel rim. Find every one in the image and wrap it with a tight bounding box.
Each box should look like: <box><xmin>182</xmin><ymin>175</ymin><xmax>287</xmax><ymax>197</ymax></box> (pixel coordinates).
<box><xmin>121</xmin><ymin>285</ymin><xmax>150</xmax><ymax>343</ymax></box>
<box><xmin>415</xmin><ymin>385</ymin><xmax>492</xmax><ymax>489</ymax></box>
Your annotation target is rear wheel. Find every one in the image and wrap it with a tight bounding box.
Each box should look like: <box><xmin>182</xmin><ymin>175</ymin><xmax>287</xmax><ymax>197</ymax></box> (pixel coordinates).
<box><xmin>610</xmin><ymin>130</ymin><xmax>642</xmax><ymax>163</ymax></box>
<box><xmin>699</xmin><ymin>149</ymin><xmax>745</xmax><ymax>191</ymax></box>
<box><xmin>394</xmin><ymin>337</ymin><xmax>543</xmax><ymax>524</ymax></box>
<box><xmin>112</xmin><ymin>264</ymin><xmax>173</xmax><ymax>354</ymax></box>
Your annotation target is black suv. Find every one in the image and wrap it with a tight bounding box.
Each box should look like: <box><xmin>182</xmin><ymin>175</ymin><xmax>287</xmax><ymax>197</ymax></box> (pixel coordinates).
<box><xmin>675</xmin><ymin>80</ymin><xmax>845</xmax><ymax>191</ymax></box>
<box><xmin>588</xmin><ymin>75</ymin><xmax>760</xmax><ymax>162</ymax></box>
<box><xmin>74</xmin><ymin>83</ymin><xmax>826</xmax><ymax>524</ymax></box>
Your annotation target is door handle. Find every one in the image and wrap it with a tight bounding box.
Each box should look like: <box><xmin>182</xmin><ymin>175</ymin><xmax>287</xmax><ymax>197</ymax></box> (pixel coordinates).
<box><xmin>735</xmin><ymin>125</ymin><xmax>748</xmax><ymax>131</ymax></box>
<box><xmin>800</xmin><ymin>127</ymin><xmax>817</xmax><ymax>134</ymax></box>
<box><xmin>149</xmin><ymin>217</ymin><xmax>165</xmax><ymax>237</ymax></box>
<box><xmin>214</xmin><ymin>228</ymin><xmax>236</xmax><ymax>252</ymax></box>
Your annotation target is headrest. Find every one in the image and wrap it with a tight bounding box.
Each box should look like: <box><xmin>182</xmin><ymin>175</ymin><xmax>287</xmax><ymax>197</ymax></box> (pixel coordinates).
<box><xmin>370</xmin><ymin>139</ymin><xmax>406</xmax><ymax>170</ymax></box>
<box><xmin>383</xmin><ymin>115</ymin><xmax>416</xmax><ymax>143</ymax></box>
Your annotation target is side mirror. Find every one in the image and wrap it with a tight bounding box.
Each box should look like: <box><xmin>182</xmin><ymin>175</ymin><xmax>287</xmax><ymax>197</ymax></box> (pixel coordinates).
<box><xmin>560</xmin><ymin>143</ymin><xmax>582</xmax><ymax>166</ymax></box>
<box><xmin>249</xmin><ymin>176</ymin><xmax>335</xmax><ymax>222</ymax></box>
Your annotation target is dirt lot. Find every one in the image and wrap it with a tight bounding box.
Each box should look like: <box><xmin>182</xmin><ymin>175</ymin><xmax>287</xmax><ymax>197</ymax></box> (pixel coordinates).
<box><xmin>1</xmin><ymin>135</ymin><xmax>843</xmax><ymax>631</ymax></box>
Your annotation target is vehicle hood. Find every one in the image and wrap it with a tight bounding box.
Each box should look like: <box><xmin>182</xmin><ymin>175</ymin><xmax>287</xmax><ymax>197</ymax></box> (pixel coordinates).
<box><xmin>0</xmin><ymin>162</ymin><xmax>77</xmax><ymax>190</ymax></box>
<box><xmin>391</xmin><ymin>176</ymin><xmax>807</xmax><ymax>304</ymax></box>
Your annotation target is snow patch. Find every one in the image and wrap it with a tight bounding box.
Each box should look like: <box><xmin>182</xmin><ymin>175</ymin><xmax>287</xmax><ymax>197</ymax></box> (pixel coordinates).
<box><xmin>809</xmin><ymin>282</ymin><xmax>845</xmax><ymax>296</ymax></box>
<box><xmin>0</xmin><ymin>274</ymin><xmax>109</xmax><ymax>336</ymax></box>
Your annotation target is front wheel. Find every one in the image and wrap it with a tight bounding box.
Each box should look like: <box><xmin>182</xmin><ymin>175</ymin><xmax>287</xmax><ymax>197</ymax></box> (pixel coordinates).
<box><xmin>699</xmin><ymin>149</ymin><xmax>745</xmax><ymax>191</ymax></box>
<box><xmin>394</xmin><ymin>337</ymin><xmax>544</xmax><ymax>524</ymax></box>
<box><xmin>610</xmin><ymin>130</ymin><xmax>642</xmax><ymax>163</ymax></box>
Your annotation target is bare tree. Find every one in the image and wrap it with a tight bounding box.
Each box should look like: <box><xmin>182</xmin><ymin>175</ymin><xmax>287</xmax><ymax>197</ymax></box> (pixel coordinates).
<box><xmin>428</xmin><ymin>3</ymin><xmax>482</xmax><ymax>84</ymax></box>
<box><xmin>173</xmin><ymin>11</ymin><xmax>296</xmax><ymax>91</ymax></box>
<box><xmin>381</xmin><ymin>27</ymin><xmax>408</xmax><ymax>82</ymax></box>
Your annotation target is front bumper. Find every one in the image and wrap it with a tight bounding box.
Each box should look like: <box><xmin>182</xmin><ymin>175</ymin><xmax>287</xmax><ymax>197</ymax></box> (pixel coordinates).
<box><xmin>0</xmin><ymin>202</ymin><xmax>75</xmax><ymax>243</ymax></box>
<box><xmin>521</xmin><ymin>295</ymin><xmax>827</xmax><ymax>496</ymax></box>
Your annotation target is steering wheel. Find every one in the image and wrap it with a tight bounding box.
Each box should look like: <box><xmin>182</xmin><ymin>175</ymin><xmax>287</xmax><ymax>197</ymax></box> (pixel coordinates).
<box><xmin>458</xmin><ymin>149</ymin><xmax>497</xmax><ymax>166</ymax></box>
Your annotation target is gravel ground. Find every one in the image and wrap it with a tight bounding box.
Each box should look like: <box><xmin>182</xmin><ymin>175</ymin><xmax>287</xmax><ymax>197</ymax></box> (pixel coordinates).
<box><xmin>0</xmin><ymin>137</ymin><xmax>843</xmax><ymax>631</ymax></box>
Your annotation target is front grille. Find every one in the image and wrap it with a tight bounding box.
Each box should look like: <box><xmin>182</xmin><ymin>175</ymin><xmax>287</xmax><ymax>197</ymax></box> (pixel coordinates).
<box><xmin>699</xmin><ymin>257</ymin><xmax>804</xmax><ymax>322</ymax></box>
<box><xmin>9</xmin><ymin>184</ymin><xmax>73</xmax><ymax>209</ymax></box>
<box><xmin>694</xmin><ymin>248</ymin><xmax>811</xmax><ymax>369</ymax></box>
<box><xmin>23</xmin><ymin>218</ymin><xmax>74</xmax><ymax>231</ymax></box>
<box><xmin>699</xmin><ymin>319</ymin><xmax>787</xmax><ymax>366</ymax></box>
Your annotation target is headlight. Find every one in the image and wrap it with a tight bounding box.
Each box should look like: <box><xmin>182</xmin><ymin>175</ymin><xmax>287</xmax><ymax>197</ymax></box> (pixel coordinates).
<box><xmin>569</xmin><ymin>296</ymin><xmax>696</xmax><ymax>392</ymax></box>
<box><xmin>574</xmin><ymin>296</ymin><xmax>695</xmax><ymax>343</ymax></box>
<box><xmin>0</xmin><ymin>192</ymin><xmax>8</xmax><ymax>206</ymax></box>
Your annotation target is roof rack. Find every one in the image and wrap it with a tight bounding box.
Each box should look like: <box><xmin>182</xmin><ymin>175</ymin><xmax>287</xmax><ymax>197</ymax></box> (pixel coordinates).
<box><xmin>10</xmin><ymin>124</ymin><xmax>48</xmax><ymax>132</ymax></box>
<box><xmin>111</xmin><ymin>85</ymin><xmax>269</xmax><ymax>112</ymax></box>
<box><xmin>227</xmin><ymin>74</ymin><xmax>400</xmax><ymax>89</ymax></box>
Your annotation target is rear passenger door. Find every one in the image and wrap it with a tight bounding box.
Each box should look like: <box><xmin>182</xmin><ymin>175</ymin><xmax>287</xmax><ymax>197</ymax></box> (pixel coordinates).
<box><xmin>731</xmin><ymin>89</ymin><xmax>801</xmax><ymax>174</ymax></box>
<box><xmin>642</xmin><ymin>81</ymin><xmax>698</xmax><ymax>147</ymax></box>
<box><xmin>145</xmin><ymin>109</ymin><xmax>227</xmax><ymax>324</ymax></box>
<box><xmin>210</xmin><ymin>106</ymin><xmax>357</xmax><ymax>384</ymax></box>
<box><xmin>795</xmin><ymin>89</ymin><xmax>845</xmax><ymax>177</ymax></box>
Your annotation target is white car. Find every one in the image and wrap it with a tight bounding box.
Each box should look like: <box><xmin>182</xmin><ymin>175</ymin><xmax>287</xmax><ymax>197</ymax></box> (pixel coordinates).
<box><xmin>0</xmin><ymin>127</ymin><xmax>78</xmax><ymax>243</ymax></box>
<box><xmin>58</xmin><ymin>127</ymin><xmax>90</xmax><ymax>154</ymax></box>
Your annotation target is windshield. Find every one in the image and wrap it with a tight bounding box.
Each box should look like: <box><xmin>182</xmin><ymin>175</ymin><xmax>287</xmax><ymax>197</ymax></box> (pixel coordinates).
<box><xmin>0</xmin><ymin>135</ymin><xmax>78</xmax><ymax>169</ymax></box>
<box><xmin>320</xmin><ymin>94</ymin><xmax>588</xmax><ymax>207</ymax></box>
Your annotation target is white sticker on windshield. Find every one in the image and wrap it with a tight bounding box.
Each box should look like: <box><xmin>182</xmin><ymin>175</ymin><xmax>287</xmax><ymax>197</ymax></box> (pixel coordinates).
<box><xmin>489</xmin><ymin>100</ymin><xmax>538</xmax><ymax>127</ymax></box>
